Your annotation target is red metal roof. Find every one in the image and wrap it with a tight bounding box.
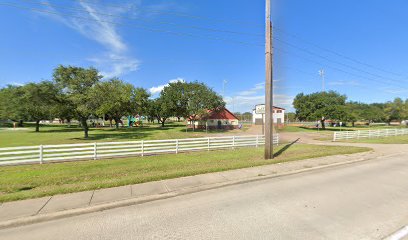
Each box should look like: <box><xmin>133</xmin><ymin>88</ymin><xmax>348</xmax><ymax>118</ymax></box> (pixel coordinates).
<box><xmin>207</xmin><ymin>108</ymin><xmax>238</xmax><ymax>120</ymax></box>
<box><xmin>189</xmin><ymin>108</ymin><xmax>238</xmax><ymax>120</ymax></box>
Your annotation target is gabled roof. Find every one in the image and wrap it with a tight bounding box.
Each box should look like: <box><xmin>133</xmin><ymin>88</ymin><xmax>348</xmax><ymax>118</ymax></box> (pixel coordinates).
<box><xmin>189</xmin><ymin>108</ymin><xmax>239</xmax><ymax>121</ymax></box>
<box><xmin>207</xmin><ymin>108</ymin><xmax>238</xmax><ymax>120</ymax></box>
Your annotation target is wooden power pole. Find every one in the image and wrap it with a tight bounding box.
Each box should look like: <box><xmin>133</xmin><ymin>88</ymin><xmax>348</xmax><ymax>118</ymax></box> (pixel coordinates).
<box><xmin>264</xmin><ymin>0</ymin><xmax>274</xmax><ymax>159</ymax></box>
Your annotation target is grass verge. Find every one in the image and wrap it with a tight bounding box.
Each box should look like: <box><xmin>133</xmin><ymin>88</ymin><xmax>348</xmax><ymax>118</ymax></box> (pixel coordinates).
<box><xmin>345</xmin><ymin>135</ymin><xmax>408</xmax><ymax>144</ymax></box>
<box><xmin>0</xmin><ymin>122</ymin><xmax>246</xmax><ymax>147</ymax></box>
<box><xmin>0</xmin><ymin>144</ymin><xmax>371</xmax><ymax>202</ymax></box>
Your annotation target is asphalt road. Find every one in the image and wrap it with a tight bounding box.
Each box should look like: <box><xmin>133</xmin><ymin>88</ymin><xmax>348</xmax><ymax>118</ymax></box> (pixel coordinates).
<box><xmin>1</xmin><ymin>153</ymin><xmax>408</xmax><ymax>240</ymax></box>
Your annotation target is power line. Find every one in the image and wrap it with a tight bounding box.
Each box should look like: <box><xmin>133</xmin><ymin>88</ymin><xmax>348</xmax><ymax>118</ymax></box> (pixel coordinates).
<box><xmin>274</xmin><ymin>37</ymin><xmax>407</xmax><ymax>85</ymax></box>
<box><xmin>20</xmin><ymin>1</ymin><xmax>407</xmax><ymax>81</ymax></box>
<box><xmin>4</xmin><ymin>1</ymin><xmax>407</xmax><ymax>92</ymax></box>
<box><xmin>273</xmin><ymin>26</ymin><xmax>404</xmax><ymax>77</ymax></box>
<box><xmin>0</xmin><ymin>2</ymin><xmax>264</xmax><ymax>47</ymax></box>
<box><xmin>276</xmin><ymin>47</ymin><xmax>408</xmax><ymax>90</ymax></box>
<box><xmin>19</xmin><ymin>0</ymin><xmax>264</xmax><ymax>37</ymax></box>
<box><xmin>73</xmin><ymin>0</ymin><xmax>264</xmax><ymax>26</ymax></box>
<box><xmin>58</xmin><ymin>0</ymin><xmax>408</xmax><ymax>80</ymax></box>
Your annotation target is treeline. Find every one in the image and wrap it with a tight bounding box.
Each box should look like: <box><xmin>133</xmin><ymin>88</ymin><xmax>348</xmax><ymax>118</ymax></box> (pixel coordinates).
<box><xmin>293</xmin><ymin>91</ymin><xmax>408</xmax><ymax>129</ymax></box>
<box><xmin>0</xmin><ymin>65</ymin><xmax>225</xmax><ymax>138</ymax></box>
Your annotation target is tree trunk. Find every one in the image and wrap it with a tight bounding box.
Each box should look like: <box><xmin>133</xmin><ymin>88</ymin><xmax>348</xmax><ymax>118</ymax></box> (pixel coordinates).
<box><xmin>81</xmin><ymin>118</ymin><xmax>89</xmax><ymax>138</ymax></box>
<box><xmin>177</xmin><ymin>117</ymin><xmax>181</xmax><ymax>122</ymax></box>
<box><xmin>352</xmin><ymin>121</ymin><xmax>355</xmax><ymax>127</ymax></box>
<box><xmin>18</xmin><ymin>120</ymin><xmax>24</xmax><ymax>127</ymax></box>
<box><xmin>114</xmin><ymin>118</ymin><xmax>120</xmax><ymax>129</ymax></box>
<box><xmin>320</xmin><ymin>119</ymin><xmax>326</xmax><ymax>130</ymax></box>
<box><xmin>161</xmin><ymin>118</ymin><xmax>167</xmax><ymax>127</ymax></box>
<box><xmin>35</xmin><ymin>120</ymin><xmax>40</xmax><ymax>132</ymax></box>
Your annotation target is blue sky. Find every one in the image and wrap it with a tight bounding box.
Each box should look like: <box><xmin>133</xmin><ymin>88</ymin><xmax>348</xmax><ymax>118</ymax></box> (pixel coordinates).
<box><xmin>1</xmin><ymin>0</ymin><xmax>408</xmax><ymax>113</ymax></box>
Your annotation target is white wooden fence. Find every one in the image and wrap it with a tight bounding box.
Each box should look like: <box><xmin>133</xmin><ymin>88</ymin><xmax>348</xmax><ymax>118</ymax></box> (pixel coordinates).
<box><xmin>0</xmin><ymin>135</ymin><xmax>279</xmax><ymax>166</ymax></box>
<box><xmin>333</xmin><ymin>129</ymin><xmax>408</xmax><ymax>141</ymax></box>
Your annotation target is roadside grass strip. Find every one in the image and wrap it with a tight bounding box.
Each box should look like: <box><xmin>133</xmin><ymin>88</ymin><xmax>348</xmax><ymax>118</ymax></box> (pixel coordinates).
<box><xmin>0</xmin><ymin>144</ymin><xmax>370</xmax><ymax>202</ymax></box>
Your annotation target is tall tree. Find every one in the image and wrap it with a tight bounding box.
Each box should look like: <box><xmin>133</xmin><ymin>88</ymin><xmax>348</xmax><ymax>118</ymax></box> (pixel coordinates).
<box><xmin>159</xmin><ymin>81</ymin><xmax>189</xmax><ymax>122</ymax></box>
<box><xmin>384</xmin><ymin>98</ymin><xmax>405</xmax><ymax>124</ymax></box>
<box><xmin>89</xmin><ymin>78</ymin><xmax>138</xmax><ymax>129</ymax></box>
<box><xmin>53</xmin><ymin>65</ymin><xmax>102</xmax><ymax>138</ymax></box>
<box><xmin>0</xmin><ymin>85</ymin><xmax>25</xmax><ymax>123</ymax></box>
<box><xmin>184</xmin><ymin>82</ymin><xmax>225</xmax><ymax>130</ymax></box>
<box><xmin>146</xmin><ymin>98</ymin><xmax>172</xmax><ymax>127</ymax></box>
<box><xmin>293</xmin><ymin>91</ymin><xmax>347</xmax><ymax>129</ymax></box>
<box><xmin>20</xmin><ymin>81</ymin><xmax>59</xmax><ymax>132</ymax></box>
<box><xmin>133</xmin><ymin>87</ymin><xmax>151</xmax><ymax>125</ymax></box>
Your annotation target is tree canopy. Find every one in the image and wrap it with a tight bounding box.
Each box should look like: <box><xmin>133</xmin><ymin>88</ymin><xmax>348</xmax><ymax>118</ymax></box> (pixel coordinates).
<box><xmin>53</xmin><ymin>65</ymin><xmax>102</xmax><ymax>138</ymax></box>
<box><xmin>293</xmin><ymin>91</ymin><xmax>347</xmax><ymax>129</ymax></box>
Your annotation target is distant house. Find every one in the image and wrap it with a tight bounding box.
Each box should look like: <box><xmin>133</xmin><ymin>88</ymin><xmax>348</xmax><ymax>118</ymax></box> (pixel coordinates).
<box><xmin>189</xmin><ymin>108</ymin><xmax>239</xmax><ymax>130</ymax></box>
<box><xmin>252</xmin><ymin>105</ymin><xmax>285</xmax><ymax>126</ymax></box>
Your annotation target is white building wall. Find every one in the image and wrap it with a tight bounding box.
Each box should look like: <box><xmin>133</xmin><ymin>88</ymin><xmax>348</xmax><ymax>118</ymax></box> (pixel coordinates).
<box><xmin>252</xmin><ymin>109</ymin><xmax>285</xmax><ymax>124</ymax></box>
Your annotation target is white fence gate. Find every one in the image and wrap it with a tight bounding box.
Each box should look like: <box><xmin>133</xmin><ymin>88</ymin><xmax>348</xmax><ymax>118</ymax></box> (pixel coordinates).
<box><xmin>0</xmin><ymin>135</ymin><xmax>279</xmax><ymax>166</ymax></box>
<box><xmin>333</xmin><ymin>129</ymin><xmax>408</xmax><ymax>141</ymax></box>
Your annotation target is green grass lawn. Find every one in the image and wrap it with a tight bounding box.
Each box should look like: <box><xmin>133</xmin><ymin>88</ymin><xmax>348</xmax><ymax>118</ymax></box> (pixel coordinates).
<box><xmin>0</xmin><ymin>144</ymin><xmax>371</xmax><ymax>202</ymax></box>
<box><xmin>0</xmin><ymin>122</ymin><xmax>247</xmax><ymax>147</ymax></box>
<box><xmin>345</xmin><ymin>135</ymin><xmax>408</xmax><ymax>144</ymax></box>
<box><xmin>281</xmin><ymin>125</ymin><xmax>405</xmax><ymax>133</ymax></box>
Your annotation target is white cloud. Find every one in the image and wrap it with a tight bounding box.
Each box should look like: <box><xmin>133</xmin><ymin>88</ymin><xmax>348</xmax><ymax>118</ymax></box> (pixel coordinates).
<box><xmin>224</xmin><ymin>81</ymin><xmax>293</xmax><ymax>112</ymax></box>
<box><xmin>382</xmin><ymin>87</ymin><xmax>408</xmax><ymax>94</ymax></box>
<box><xmin>8</xmin><ymin>82</ymin><xmax>25</xmax><ymax>87</ymax></box>
<box><xmin>328</xmin><ymin>80</ymin><xmax>361</xmax><ymax>86</ymax></box>
<box><xmin>149</xmin><ymin>78</ymin><xmax>185</xmax><ymax>95</ymax></box>
<box><xmin>37</xmin><ymin>0</ymin><xmax>139</xmax><ymax>77</ymax></box>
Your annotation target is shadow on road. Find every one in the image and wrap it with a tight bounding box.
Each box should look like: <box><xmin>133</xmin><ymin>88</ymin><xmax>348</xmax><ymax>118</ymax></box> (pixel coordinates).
<box><xmin>274</xmin><ymin>138</ymin><xmax>300</xmax><ymax>158</ymax></box>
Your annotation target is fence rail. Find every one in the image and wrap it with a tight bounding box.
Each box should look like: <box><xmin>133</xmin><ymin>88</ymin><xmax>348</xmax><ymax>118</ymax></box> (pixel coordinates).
<box><xmin>0</xmin><ymin>135</ymin><xmax>278</xmax><ymax>166</ymax></box>
<box><xmin>333</xmin><ymin>129</ymin><xmax>408</xmax><ymax>141</ymax></box>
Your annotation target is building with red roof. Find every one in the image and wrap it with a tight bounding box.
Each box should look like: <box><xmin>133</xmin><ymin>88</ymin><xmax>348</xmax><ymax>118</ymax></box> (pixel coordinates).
<box><xmin>189</xmin><ymin>108</ymin><xmax>239</xmax><ymax>130</ymax></box>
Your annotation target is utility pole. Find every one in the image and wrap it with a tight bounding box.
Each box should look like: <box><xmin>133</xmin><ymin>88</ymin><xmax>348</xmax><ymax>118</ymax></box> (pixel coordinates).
<box><xmin>319</xmin><ymin>69</ymin><xmax>325</xmax><ymax>92</ymax></box>
<box><xmin>222</xmin><ymin>79</ymin><xmax>227</xmax><ymax>97</ymax></box>
<box><xmin>264</xmin><ymin>0</ymin><xmax>274</xmax><ymax>159</ymax></box>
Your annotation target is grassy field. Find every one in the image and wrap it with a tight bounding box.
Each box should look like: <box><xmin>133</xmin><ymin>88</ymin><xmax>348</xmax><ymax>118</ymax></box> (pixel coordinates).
<box><xmin>345</xmin><ymin>135</ymin><xmax>408</xmax><ymax>144</ymax></box>
<box><xmin>0</xmin><ymin>144</ymin><xmax>370</xmax><ymax>202</ymax></box>
<box><xmin>0</xmin><ymin>122</ymin><xmax>248</xmax><ymax>147</ymax></box>
<box><xmin>281</xmin><ymin>125</ymin><xmax>404</xmax><ymax>133</ymax></box>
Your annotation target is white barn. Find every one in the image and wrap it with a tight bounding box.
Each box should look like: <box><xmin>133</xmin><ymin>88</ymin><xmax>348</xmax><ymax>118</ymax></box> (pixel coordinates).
<box><xmin>252</xmin><ymin>104</ymin><xmax>285</xmax><ymax>126</ymax></box>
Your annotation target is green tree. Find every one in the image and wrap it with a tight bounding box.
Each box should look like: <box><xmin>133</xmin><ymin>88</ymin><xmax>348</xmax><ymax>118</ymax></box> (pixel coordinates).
<box><xmin>20</xmin><ymin>81</ymin><xmax>59</xmax><ymax>132</ymax></box>
<box><xmin>286</xmin><ymin>112</ymin><xmax>297</xmax><ymax>123</ymax></box>
<box><xmin>146</xmin><ymin>98</ymin><xmax>172</xmax><ymax>127</ymax></box>
<box><xmin>293</xmin><ymin>91</ymin><xmax>347</xmax><ymax>129</ymax></box>
<box><xmin>53</xmin><ymin>65</ymin><xmax>102</xmax><ymax>138</ymax></box>
<box><xmin>133</xmin><ymin>87</ymin><xmax>151</xmax><ymax>125</ymax></box>
<box><xmin>89</xmin><ymin>78</ymin><xmax>137</xmax><ymax>129</ymax></box>
<box><xmin>160</xmin><ymin>81</ymin><xmax>189</xmax><ymax>122</ymax></box>
<box><xmin>184</xmin><ymin>82</ymin><xmax>225</xmax><ymax>130</ymax></box>
<box><xmin>0</xmin><ymin>85</ymin><xmax>26</xmax><ymax>125</ymax></box>
<box><xmin>242</xmin><ymin>112</ymin><xmax>253</xmax><ymax>122</ymax></box>
<box><xmin>384</xmin><ymin>98</ymin><xmax>405</xmax><ymax>124</ymax></box>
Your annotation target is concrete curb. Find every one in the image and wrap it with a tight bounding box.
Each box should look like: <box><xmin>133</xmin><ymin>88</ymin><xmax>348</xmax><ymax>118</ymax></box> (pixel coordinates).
<box><xmin>383</xmin><ymin>226</ymin><xmax>408</xmax><ymax>240</ymax></box>
<box><xmin>0</xmin><ymin>151</ymin><xmax>399</xmax><ymax>230</ymax></box>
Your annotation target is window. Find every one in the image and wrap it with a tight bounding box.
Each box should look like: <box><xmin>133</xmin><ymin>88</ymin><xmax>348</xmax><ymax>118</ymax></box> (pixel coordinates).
<box><xmin>277</xmin><ymin>110</ymin><xmax>282</xmax><ymax>113</ymax></box>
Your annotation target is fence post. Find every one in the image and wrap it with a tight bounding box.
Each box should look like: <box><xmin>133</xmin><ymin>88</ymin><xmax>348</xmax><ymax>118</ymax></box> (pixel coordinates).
<box><xmin>333</xmin><ymin>133</ymin><xmax>336</xmax><ymax>142</ymax></box>
<box><xmin>232</xmin><ymin>136</ymin><xmax>235</xmax><ymax>149</ymax></box>
<box><xmin>141</xmin><ymin>140</ymin><xmax>144</xmax><ymax>156</ymax></box>
<box><xmin>39</xmin><ymin>145</ymin><xmax>43</xmax><ymax>164</ymax></box>
<box><xmin>175</xmin><ymin>139</ymin><xmax>179</xmax><ymax>154</ymax></box>
<box><xmin>93</xmin><ymin>143</ymin><xmax>97</xmax><ymax>160</ymax></box>
<box><xmin>207</xmin><ymin>137</ymin><xmax>210</xmax><ymax>151</ymax></box>
<box><xmin>256</xmin><ymin>135</ymin><xmax>259</xmax><ymax>147</ymax></box>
